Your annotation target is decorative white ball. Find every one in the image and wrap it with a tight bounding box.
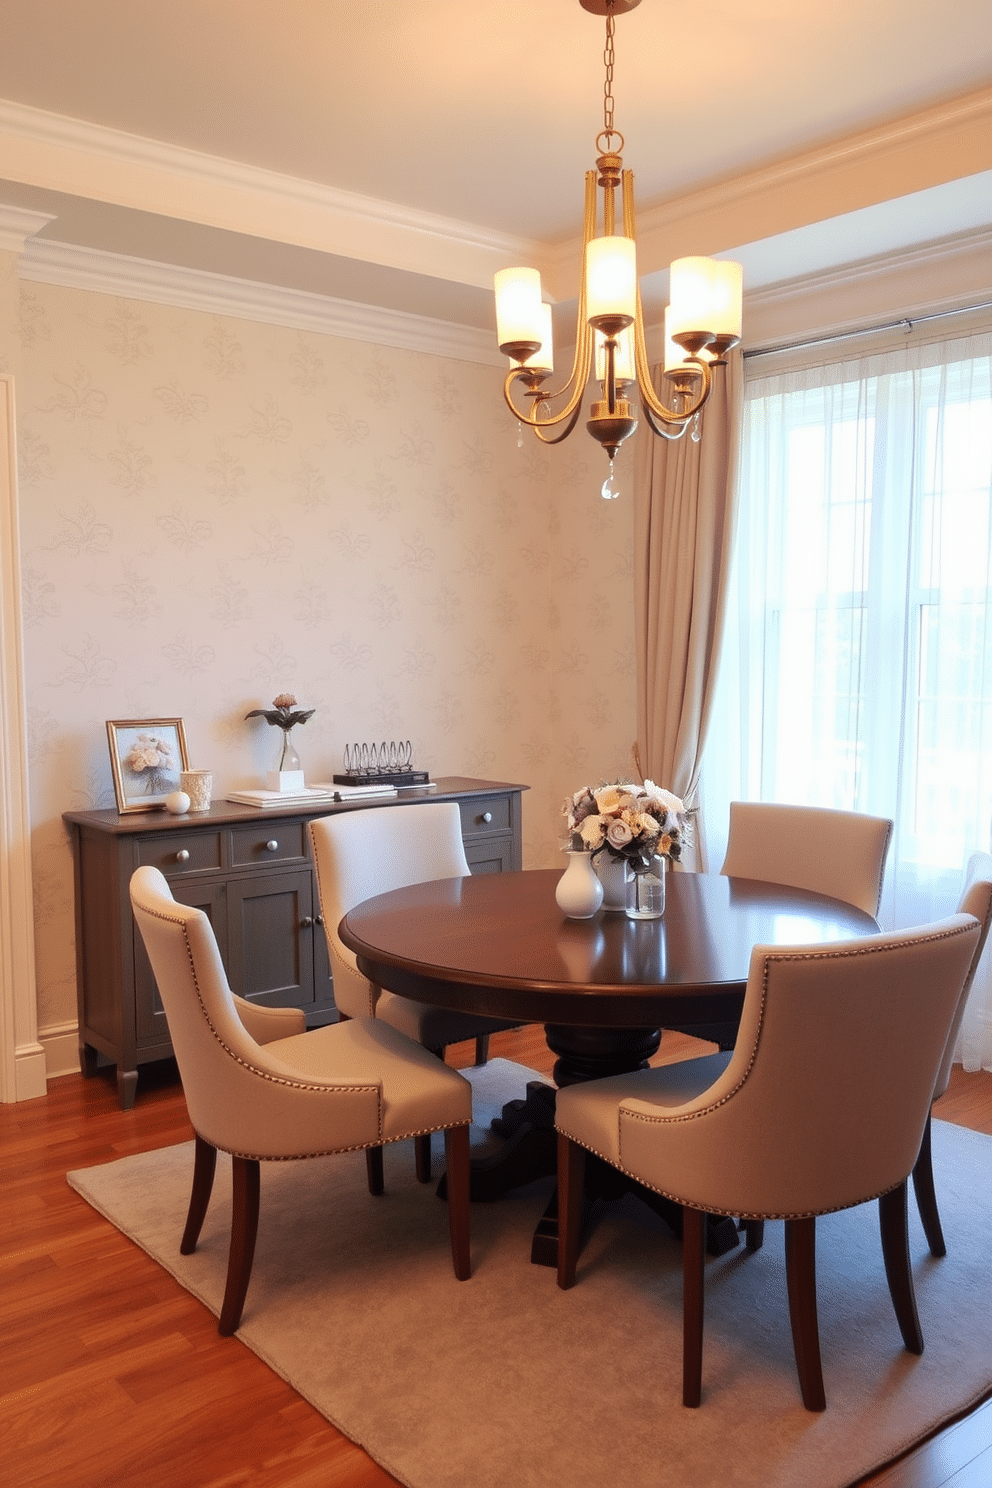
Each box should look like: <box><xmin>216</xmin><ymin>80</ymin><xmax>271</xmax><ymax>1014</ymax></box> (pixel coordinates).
<box><xmin>165</xmin><ymin>790</ymin><xmax>191</xmax><ymax>815</ymax></box>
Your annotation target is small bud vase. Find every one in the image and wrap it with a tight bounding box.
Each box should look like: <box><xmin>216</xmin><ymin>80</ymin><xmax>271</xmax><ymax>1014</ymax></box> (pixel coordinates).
<box><xmin>556</xmin><ymin>850</ymin><xmax>604</xmax><ymax>919</ymax></box>
<box><xmin>267</xmin><ymin>727</ymin><xmax>305</xmax><ymax>793</ymax></box>
<box><xmin>625</xmin><ymin>855</ymin><xmax>667</xmax><ymax>919</ymax></box>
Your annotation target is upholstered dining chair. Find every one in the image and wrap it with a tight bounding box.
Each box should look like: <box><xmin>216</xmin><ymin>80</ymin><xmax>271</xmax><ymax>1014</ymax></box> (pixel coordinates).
<box><xmin>129</xmin><ymin>865</ymin><xmax>472</xmax><ymax>1337</ymax></box>
<box><xmin>912</xmin><ymin>851</ymin><xmax>992</xmax><ymax>1257</ymax></box>
<box><xmin>674</xmin><ymin>801</ymin><xmax>895</xmax><ymax>1052</ymax></box>
<box><xmin>309</xmin><ymin>803</ymin><xmax>518</xmax><ymax>1176</ymax></box>
<box><xmin>721</xmin><ymin>800</ymin><xmax>893</xmax><ymax>915</ymax></box>
<box><xmin>555</xmin><ymin>915</ymin><xmax>980</xmax><ymax>1411</ymax></box>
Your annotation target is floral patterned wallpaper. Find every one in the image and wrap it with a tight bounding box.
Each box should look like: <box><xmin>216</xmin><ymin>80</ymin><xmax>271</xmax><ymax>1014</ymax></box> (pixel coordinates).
<box><xmin>1</xmin><ymin>263</ymin><xmax>638</xmax><ymax>1062</ymax></box>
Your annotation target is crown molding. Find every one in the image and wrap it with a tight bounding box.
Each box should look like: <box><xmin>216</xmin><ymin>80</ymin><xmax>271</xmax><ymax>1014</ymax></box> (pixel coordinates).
<box><xmin>543</xmin><ymin>86</ymin><xmax>992</xmax><ymax>294</ymax></box>
<box><xmin>0</xmin><ymin>98</ymin><xmax>546</xmax><ymax>292</ymax></box>
<box><xmin>748</xmin><ymin>225</ymin><xmax>992</xmax><ymax>309</ymax></box>
<box><xmin>0</xmin><ymin>203</ymin><xmax>56</xmax><ymax>255</ymax></box>
<box><xmin>15</xmin><ymin>233</ymin><xmax>504</xmax><ymax>365</ymax></box>
<box><xmin>742</xmin><ymin>226</ymin><xmax>992</xmax><ymax>351</ymax></box>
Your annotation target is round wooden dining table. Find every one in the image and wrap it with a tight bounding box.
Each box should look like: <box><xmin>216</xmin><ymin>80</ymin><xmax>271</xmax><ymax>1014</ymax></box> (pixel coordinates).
<box><xmin>340</xmin><ymin>867</ymin><xmax>879</xmax><ymax>1261</ymax></box>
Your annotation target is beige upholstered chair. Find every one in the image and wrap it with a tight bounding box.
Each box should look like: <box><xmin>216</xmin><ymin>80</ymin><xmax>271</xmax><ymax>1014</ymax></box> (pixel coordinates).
<box><xmin>913</xmin><ymin>851</ymin><xmax>992</xmax><ymax>1256</ymax></box>
<box><xmin>309</xmin><ymin>801</ymin><xmax>518</xmax><ymax>1052</ymax></box>
<box><xmin>555</xmin><ymin>915</ymin><xmax>980</xmax><ymax>1411</ymax></box>
<box><xmin>721</xmin><ymin>800</ymin><xmax>893</xmax><ymax>915</ymax></box>
<box><xmin>676</xmin><ymin>800</ymin><xmax>895</xmax><ymax>1053</ymax></box>
<box><xmin>130</xmin><ymin>865</ymin><xmax>472</xmax><ymax>1337</ymax></box>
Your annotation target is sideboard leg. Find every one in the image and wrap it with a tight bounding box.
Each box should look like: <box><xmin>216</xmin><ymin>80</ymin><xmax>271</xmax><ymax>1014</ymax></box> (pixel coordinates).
<box><xmin>117</xmin><ymin>1066</ymin><xmax>138</xmax><ymax>1110</ymax></box>
<box><xmin>79</xmin><ymin>1041</ymin><xmax>98</xmax><ymax>1078</ymax></box>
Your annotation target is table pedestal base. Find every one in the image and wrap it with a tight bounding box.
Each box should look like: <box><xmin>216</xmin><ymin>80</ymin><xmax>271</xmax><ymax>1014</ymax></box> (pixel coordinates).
<box><xmin>438</xmin><ymin>1028</ymin><xmax>741</xmax><ymax>1264</ymax></box>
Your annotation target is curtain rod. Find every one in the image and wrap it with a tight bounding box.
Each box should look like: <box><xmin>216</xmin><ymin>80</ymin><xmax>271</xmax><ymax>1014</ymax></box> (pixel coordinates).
<box><xmin>743</xmin><ymin>299</ymin><xmax>992</xmax><ymax>361</ymax></box>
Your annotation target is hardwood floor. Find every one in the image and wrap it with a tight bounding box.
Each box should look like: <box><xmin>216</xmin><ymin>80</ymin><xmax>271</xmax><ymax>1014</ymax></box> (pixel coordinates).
<box><xmin>2</xmin><ymin>1026</ymin><xmax>990</xmax><ymax>1488</ymax></box>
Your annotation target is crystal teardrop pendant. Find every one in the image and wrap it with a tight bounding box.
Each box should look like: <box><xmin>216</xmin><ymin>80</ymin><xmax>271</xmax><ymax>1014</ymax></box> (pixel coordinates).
<box><xmin>601</xmin><ymin>458</ymin><xmax>619</xmax><ymax>500</ymax></box>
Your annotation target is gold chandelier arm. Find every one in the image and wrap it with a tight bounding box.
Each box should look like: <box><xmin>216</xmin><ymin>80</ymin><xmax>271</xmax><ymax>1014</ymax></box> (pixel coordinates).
<box><xmin>501</xmin><ymin>172</ymin><xmax>598</xmax><ymax>432</ymax></box>
<box><xmin>531</xmin><ymin>402</ymin><xmax>585</xmax><ymax>444</ymax></box>
<box><xmin>641</xmin><ymin>402</ymin><xmax>693</xmax><ymax>440</ymax></box>
<box><xmin>617</xmin><ymin>170</ymin><xmax>713</xmax><ymax>429</ymax></box>
<box><xmin>631</xmin><ymin>284</ymin><xmax>713</xmax><ymax>423</ymax></box>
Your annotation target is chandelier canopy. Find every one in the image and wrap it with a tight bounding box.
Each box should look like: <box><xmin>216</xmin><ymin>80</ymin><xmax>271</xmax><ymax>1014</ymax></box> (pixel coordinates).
<box><xmin>494</xmin><ymin>0</ymin><xmax>743</xmax><ymax>497</ymax></box>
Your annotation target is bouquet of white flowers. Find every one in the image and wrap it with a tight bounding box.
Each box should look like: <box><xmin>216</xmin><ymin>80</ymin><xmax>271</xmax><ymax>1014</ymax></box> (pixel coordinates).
<box><xmin>563</xmin><ymin>780</ymin><xmax>688</xmax><ymax>874</ymax></box>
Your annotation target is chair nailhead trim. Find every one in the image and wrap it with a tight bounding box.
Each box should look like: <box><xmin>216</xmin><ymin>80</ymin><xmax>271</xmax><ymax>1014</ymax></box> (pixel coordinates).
<box><xmin>604</xmin><ymin>918</ymin><xmax>978</xmax><ymax>1211</ymax></box>
<box><xmin>137</xmin><ymin>895</ymin><xmax>468</xmax><ymax>1147</ymax></box>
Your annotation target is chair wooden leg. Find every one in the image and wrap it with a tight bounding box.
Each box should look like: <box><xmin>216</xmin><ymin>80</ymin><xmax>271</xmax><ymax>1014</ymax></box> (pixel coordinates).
<box><xmin>415</xmin><ymin>1132</ymin><xmax>432</xmax><ymax>1183</ymax></box>
<box><xmin>366</xmin><ymin>1145</ymin><xmax>384</xmax><ymax>1196</ymax></box>
<box><xmin>785</xmin><ymin>1217</ymin><xmax>826</xmax><ymax>1411</ymax></box>
<box><xmin>474</xmin><ymin>1033</ymin><xmax>490</xmax><ymax>1066</ymax></box>
<box><xmin>556</xmin><ymin>1134</ymin><xmax>585</xmax><ymax>1291</ymax></box>
<box><xmin>180</xmin><ymin>1133</ymin><xmax>217</xmax><ymax>1255</ymax></box>
<box><xmin>745</xmin><ymin>1220</ymin><xmax>765</xmax><ymax>1251</ymax></box>
<box><xmin>911</xmin><ymin>1112</ymin><xmax>946</xmax><ymax>1258</ymax></box>
<box><xmin>444</xmin><ymin>1125</ymin><xmax>471</xmax><ymax>1280</ymax></box>
<box><xmin>219</xmin><ymin>1156</ymin><xmax>260</xmax><ymax>1337</ymax></box>
<box><xmin>879</xmin><ymin>1181</ymin><xmax>924</xmax><ymax>1354</ymax></box>
<box><xmin>682</xmin><ymin>1206</ymin><xmax>706</xmax><ymax>1408</ymax></box>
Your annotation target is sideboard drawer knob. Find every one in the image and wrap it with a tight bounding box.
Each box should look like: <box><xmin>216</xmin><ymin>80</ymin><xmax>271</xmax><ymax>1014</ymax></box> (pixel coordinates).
<box><xmin>481</xmin><ymin>811</ymin><xmax>493</xmax><ymax>824</ymax></box>
<box><xmin>175</xmin><ymin>848</ymin><xmax>191</xmax><ymax>863</ymax></box>
<box><xmin>301</xmin><ymin>915</ymin><xmax>314</xmax><ymax>928</ymax></box>
<box><xmin>265</xmin><ymin>839</ymin><xmax>279</xmax><ymax>852</ymax></box>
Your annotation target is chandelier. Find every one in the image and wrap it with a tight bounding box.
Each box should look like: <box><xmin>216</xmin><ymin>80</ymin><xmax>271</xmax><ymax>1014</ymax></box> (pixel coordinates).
<box><xmin>494</xmin><ymin>0</ymin><xmax>743</xmax><ymax>498</ymax></box>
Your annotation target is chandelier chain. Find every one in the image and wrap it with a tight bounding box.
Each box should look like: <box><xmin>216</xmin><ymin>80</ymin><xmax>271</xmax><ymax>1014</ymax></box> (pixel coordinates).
<box><xmin>602</xmin><ymin>5</ymin><xmax>618</xmax><ymax>146</ymax></box>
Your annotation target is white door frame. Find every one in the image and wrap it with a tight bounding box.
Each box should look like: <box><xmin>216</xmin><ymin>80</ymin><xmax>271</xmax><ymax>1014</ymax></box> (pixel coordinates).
<box><xmin>0</xmin><ymin>373</ymin><xmax>44</xmax><ymax>1101</ymax></box>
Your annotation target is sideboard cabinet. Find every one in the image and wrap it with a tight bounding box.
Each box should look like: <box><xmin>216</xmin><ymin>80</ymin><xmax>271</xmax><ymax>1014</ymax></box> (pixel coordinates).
<box><xmin>63</xmin><ymin>776</ymin><xmax>526</xmax><ymax>1108</ymax></box>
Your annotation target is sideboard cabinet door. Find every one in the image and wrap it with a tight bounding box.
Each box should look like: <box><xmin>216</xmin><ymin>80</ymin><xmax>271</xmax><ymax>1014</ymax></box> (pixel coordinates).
<box><xmin>64</xmin><ymin>777</ymin><xmax>526</xmax><ymax>1107</ymax></box>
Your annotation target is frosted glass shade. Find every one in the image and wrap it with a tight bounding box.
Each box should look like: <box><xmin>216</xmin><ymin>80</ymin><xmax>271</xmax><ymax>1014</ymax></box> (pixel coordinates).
<box><xmin>585</xmin><ymin>236</ymin><xmax>636</xmax><ymax>325</ymax></box>
<box><xmin>708</xmin><ymin>260</ymin><xmax>744</xmax><ymax>337</ymax></box>
<box><xmin>668</xmin><ymin>257</ymin><xmax>720</xmax><ymax>338</ymax></box>
<box><xmin>596</xmin><ymin>326</ymin><xmax>634</xmax><ymax>383</ymax></box>
<box><xmin>529</xmin><ymin>301</ymin><xmax>555</xmax><ymax>374</ymax></box>
<box><xmin>663</xmin><ymin>306</ymin><xmax>685</xmax><ymax>372</ymax></box>
<box><xmin>494</xmin><ymin>267</ymin><xmax>544</xmax><ymax>354</ymax></box>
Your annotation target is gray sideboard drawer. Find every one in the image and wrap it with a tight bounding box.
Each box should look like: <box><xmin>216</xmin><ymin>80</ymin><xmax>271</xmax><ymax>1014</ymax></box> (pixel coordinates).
<box><xmin>458</xmin><ymin>794</ymin><xmax>512</xmax><ymax>837</ymax></box>
<box><xmin>137</xmin><ymin>830</ymin><xmax>223</xmax><ymax>876</ymax></box>
<box><xmin>231</xmin><ymin>820</ymin><xmax>308</xmax><ymax>866</ymax></box>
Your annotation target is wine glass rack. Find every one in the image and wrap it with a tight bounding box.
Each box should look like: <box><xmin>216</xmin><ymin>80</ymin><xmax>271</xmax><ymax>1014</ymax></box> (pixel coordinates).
<box><xmin>333</xmin><ymin>740</ymin><xmax>430</xmax><ymax>787</ymax></box>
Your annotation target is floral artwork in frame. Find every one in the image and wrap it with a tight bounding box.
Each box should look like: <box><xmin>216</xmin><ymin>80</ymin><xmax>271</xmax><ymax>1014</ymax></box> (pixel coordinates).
<box><xmin>106</xmin><ymin>718</ymin><xmax>190</xmax><ymax>813</ymax></box>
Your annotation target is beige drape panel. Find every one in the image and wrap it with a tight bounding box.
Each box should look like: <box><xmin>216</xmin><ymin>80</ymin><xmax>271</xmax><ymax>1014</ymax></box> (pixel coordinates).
<box><xmin>633</xmin><ymin>353</ymin><xmax>743</xmax><ymax>815</ymax></box>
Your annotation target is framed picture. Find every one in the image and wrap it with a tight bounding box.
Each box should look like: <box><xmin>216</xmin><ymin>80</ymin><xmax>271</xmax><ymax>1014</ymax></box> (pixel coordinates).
<box><xmin>106</xmin><ymin>718</ymin><xmax>189</xmax><ymax>814</ymax></box>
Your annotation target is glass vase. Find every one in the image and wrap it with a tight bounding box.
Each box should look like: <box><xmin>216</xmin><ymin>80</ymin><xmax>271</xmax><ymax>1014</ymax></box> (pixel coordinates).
<box><xmin>275</xmin><ymin>727</ymin><xmax>301</xmax><ymax>773</ymax></box>
<box><xmin>625</xmin><ymin>855</ymin><xmax>667</xmax><ymax>919</ymax></box>
<box><xmin>266</xmin><ymin>727</ymin><xmax>305</xmax><ymax>793</ymax></box>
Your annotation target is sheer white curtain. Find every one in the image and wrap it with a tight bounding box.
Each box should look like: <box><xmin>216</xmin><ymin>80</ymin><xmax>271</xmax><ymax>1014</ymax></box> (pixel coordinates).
<box><xmin>704</xmin><ymin>330</ymin><xmax>992</xmax><ymax>1071</ymax></box>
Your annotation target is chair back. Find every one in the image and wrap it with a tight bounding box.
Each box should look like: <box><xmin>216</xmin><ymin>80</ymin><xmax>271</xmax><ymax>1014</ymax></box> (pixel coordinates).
<box><xmin>932</xmin><ymin>850</ymin><xmax>992</xmax><ymax>1101</ymax></box>
<box><xmin>129</xmin><ymin>866</ymin><xmax>277</xmax><ymax>1142</ymax></box>
<box><xmin>618</xmin><ymin>915</ymin><xmax>980</xmax><ymax>1218</ymax></box>
<box><xmin>309</xmin><ymin>802</ymin><xmax>470</xmax><ymax>1017</ymax></box>
<box><xmin>720</xmin><ymin>801</ymin><xmax>892</xmax><ymax>917</ymax></box>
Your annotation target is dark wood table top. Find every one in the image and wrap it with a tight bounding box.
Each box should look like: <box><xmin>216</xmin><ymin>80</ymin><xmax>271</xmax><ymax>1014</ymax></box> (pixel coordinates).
<box><xmin>339</xmin><ymin>867</ymin><xmax>879</xmax><ymax>1031</ymax></box>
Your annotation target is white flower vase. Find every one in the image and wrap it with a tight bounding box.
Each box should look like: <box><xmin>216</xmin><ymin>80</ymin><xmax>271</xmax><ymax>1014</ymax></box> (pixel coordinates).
<box><xmin>625</xmin><ymin>854</ymin><xmax>667</xmax><ymax>919</ymax></box>
<box><xmin>556</xmin><ymin>850</ymin><xmax>605</xmax><ymax>919</ymax></box>
<box><xmin>594</xmin><ymin>853</ymin><xmax>628</xmax><ymax>910</ymax></box>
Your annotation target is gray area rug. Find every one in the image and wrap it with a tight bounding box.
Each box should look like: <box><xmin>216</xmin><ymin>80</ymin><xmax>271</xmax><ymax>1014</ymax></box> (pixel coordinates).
<box><xmin>68</xmin><ymin>1060</ymin><xmax>992</xmax><ymax>1488</ymax></box>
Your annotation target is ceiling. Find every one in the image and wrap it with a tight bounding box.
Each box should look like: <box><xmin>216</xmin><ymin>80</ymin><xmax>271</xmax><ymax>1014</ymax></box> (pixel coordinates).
<box><xmin>1</xmin><ymin>0</ymin><xmax>990</xmax><ymax>350</ymax></box>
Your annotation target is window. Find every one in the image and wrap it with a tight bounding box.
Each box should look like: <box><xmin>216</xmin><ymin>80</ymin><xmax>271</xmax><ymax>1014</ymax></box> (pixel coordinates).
<box><xmin>705</xmin><ymin>331</ymin><xmax>992</xmax><ymax>1067</ymax></box>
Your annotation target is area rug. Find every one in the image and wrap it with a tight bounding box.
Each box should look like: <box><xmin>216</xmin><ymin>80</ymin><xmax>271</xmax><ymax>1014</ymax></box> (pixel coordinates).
<box><xmin>68</xmin><ymin>1063</ymin><xmax>992</xmax><ymax>1488</ymax></box>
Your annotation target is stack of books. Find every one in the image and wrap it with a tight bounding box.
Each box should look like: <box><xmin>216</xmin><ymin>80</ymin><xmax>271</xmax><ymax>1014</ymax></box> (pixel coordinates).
<box><xmin>226</xmin><ymin>782</ymin><xmax>398</xmax><ymax>808</ymax></box>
